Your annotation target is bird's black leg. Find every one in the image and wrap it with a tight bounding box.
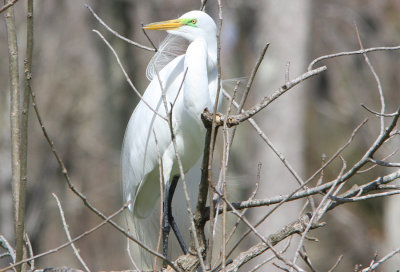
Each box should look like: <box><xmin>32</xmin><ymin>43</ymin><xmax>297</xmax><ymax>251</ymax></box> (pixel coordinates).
<box><xmin>162</xmin><ymin>183</ymin><xmax>171</xmax><ymax>264</ymax></box>
<box><xmin>168</xmin><ymin>175</ymin><xmax>188</xmax><ymax>255</ymax></box>
<box><xmin>162</xmin><ymin>175</ymin><xmax>188</xmax><ymax>265</ymax></box>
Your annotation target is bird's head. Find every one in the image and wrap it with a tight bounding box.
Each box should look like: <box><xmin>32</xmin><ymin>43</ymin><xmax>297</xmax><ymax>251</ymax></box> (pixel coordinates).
<box><xmin>143</xmin><ymin>10</ymin><xmax>217</xmax><ymax>43</ymax></box>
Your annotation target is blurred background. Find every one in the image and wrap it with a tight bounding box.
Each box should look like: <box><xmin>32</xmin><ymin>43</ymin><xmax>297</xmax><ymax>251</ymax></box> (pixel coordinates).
<box><xmin>1</xmin><ymin>0</ymin><xmax>399</xmax><ymax>271</ymax></box>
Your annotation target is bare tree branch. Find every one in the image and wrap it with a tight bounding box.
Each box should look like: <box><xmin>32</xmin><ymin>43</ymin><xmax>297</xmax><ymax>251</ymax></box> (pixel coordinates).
<box><xmin>368</xmin><ymin>158</ymin><xmax>400</xmax><ymax>167</ymax></box>
<box><xmin>4</xmin><ymin>2</ymin><xmax>23</xmax><ymax>271</ymax></box>
<box><xmin>354</xmin><ymin>25</ymin><xmax>386</xmax><ymax>134</ymax></box>
<box><xmin>361</xmin><ymin>104</ymin><xmax>399</xmax><ymax>117</ymax></box>
<box><xmin>361</xmin><ymin>248</ymin><xmax>400</xmax><ymax>272</ymax></box>
<box><xmin>24</xmin><ymin>233</ymin><xmax>34</xmax><ymax>271</ymax></box>
<box><xmin>53</xmin><ymin>194</ymin><xmax>91</xmax><ymax>272</ymax></box>
<box><xmin>0</xmin><ymin>235</ymin><xmax>15</xmax><ymax>265</ymax></box>
<box><xmin>203</xmin><ymin>66</ymin><xmax>327</xmax><ymax>127</ymax></box>
<box><xmin>225</xmin><ymin>214</ymin><xmax>324</xmax><ymax>272</ymax></box>
<box><xmin>0</xmin><ymin>0</ymin><xmax>18</xmax><ymax>14</ymax></box>
<box><xmin>308</xmin><ymin>45</ymin><xmax>400</xmax><ymax>71</ymax></box>
<box><xmin>86</xmin><ymin>4</ymin><xmax>156</xmax><ymax>52</ymax></box>
<box><xmin>327</xmin><ymin>255</ymin><xmax>343</xmax><ymax>272</ymax></box>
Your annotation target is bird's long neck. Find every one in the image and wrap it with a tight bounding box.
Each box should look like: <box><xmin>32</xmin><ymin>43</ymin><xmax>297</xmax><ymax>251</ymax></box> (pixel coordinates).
<box><xmin>182</xmin><ymin>36</ymin><xmax>216</xmax><ymax>117</ymax></box>
<box><xmin>206</xmin><ymin>36</ymin><xmax>218</xmax><ymax>70</ymax></box>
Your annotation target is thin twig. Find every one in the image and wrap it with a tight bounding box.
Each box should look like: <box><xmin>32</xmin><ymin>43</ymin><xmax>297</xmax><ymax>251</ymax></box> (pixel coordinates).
<box><xmin>361</xmin><ymin>104</ymin><xmax>398</xmax><ymax>117</ymax></box>
<box><xmin>328</xmin><ymin>190</ymin><xmax>400</xmax><ymax>204</ymax></box>
<box><xmin>126</xmin><ymin>237</ymin><xmax>140</xmax><ymax>272</ymax></box>
<box><xmin>226</xmin><ymin>66</ymin><xmax>327</xmax><ymax>127</ymax></box>
<box><xmin>207</xmin><ymin>2</ymin><xmax>224</xmax><ymax>267</ymax></box>
<box><xmin>141</xmin><ymin>23</ymin><xmax>158</xmax><ymax>51</ymax></box>
<box><xmin>200</xmin><ymin>0</ymin><xmax>208</xmax><ymax>11</ymax></box>
<box><xmin>238</xmin><ymin>43</ymin><xmax>270</xmax><ymax>113</ymax></box>
<box><xmin>92</xmin><ymin>29</ymin><xmax>167</xmax><ymax>122</ymax></box>
<box><xmin>0</xmin><ymin>235</ymin><xmax>15</xmax><ymax>264</ymax></box>
<box><xmin>354</xmin><ymin>25</ymin><xmax>386</xmax><ymax>134</ymax></box>
<box><xmin>357</xmin><ymin>146</ymin><xmax>399</xmax><ymax>174</ymax></box>
<box><xmin>21</xmin><ymin>0</ymin><xmax>34</xmax><ymax>189</ymax></box>
<box><xmin>227</xmin><ymin>43</ymin><xmax>269</xmax><ymax>157</ymax></box>
<box><xmin>327</xmin><ymin>255</ymin><xmax>343</xmax><ymax>272</ymax></box>
<box><xmin>326</xmin><ymin>169</ymin><xmax>400</xmax><ymax>211</ymax></box>
<box><xmin>337</xmin><ymin>105</ymin><xmax>400</xmax><ymax>182</ymax></box>
<box><xmin>153</xmin><ymin>130</ymin><xmax>165</xmax><ymax>270</ymax></box>
<box><xmin>308</xmin><ymin>45</ymin><xmax>400</xmax><ymax>71</ymax></box>
<box><xmin>86</xmin><ymin>4</ymin><xmax>155</xmax><ymax>52</ymax></box>
<box><xmin>299</xmin><ymin>248</ymin><xmax>317</xmax><ymax>272</ymax></box>
<box><xmin>24</xmin><ymin>233</ymin><xmax>34</xmax><ymax>270</ymax></box>
<box><xmin>0</xmin><ymin>0</ymin><xmax>18</xmax><ymax>13</ymax></box>
<box><xmin>293</xmin><ymin>157</ymin><xmax>347</xmax><ymax>264</ymax></box>
<box><xmin>172</xmin><ymin>68</ymin><xmax>188</xmax><ymax>108</ymax></box>
<box><xmin>210</xmin><ymin>79</ymin><xmax>240</xmax><ymax>269</ymax></box>
<box><xmin>361</xmin><ymin>248</ymin><xmax>400</xmax><ymax>272</ymax></box>
<box><xmin>368</xmin><ymin>158</ymin><xmax>400</xmax><ymax>167</ymax></box>
<box><xmin>219</xmin><ymin>84</ymin><xmax>235</xmax><ymax>270</ymax></box>
<box><xmin>53</xmin><ymin>194</ymin><xmax>90</xmax><ymax>272</ymax></box>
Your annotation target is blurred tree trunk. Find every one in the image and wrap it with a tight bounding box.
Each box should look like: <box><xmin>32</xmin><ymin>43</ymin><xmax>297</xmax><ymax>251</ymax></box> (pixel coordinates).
<box><xmin>384</xmin><ymin>186</ymin><xmax>400</xmax><ymax>269</ymax></box>
<box><xmin>243</xmin><ymin>1</ymin><xmax>311</xmax><ymax>270</ymax></box>
<box><xmin>0</xmin><ymin>63</ymin><xmax>13</xmax><ymax>268</ymax></box>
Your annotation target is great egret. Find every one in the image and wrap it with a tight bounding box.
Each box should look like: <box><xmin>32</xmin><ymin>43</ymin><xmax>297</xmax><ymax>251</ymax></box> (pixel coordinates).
<box><xmin>121</xmin><ymin>10</ymin><xmax>218</xmax><ymax>269</ymax></box>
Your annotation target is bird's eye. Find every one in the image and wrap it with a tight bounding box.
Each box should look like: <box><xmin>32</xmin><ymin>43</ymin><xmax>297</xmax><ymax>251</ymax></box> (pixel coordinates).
<box><xmin>191</xmin><ymin>19</ymin><xmax>197</xmax><ymax>24</ymax></box>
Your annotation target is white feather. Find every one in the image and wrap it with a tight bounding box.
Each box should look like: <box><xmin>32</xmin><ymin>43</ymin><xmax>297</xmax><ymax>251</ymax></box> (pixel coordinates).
<box><xmin>146</xmin><ymin>34</ymin><xmax>189</xmax><ymax>81</ymax></box>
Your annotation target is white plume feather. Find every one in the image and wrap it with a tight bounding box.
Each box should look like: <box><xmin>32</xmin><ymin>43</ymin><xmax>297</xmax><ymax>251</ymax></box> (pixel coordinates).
<box><xmin>146</xmin><ymin>34</ymin><xmax>189</xmax><ymax>81</ymax></box>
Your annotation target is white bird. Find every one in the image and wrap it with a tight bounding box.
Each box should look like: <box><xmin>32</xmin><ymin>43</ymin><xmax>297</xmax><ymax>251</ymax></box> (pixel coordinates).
<box><xmin>121</xmin><ymin>10</ymin><xmax>218</xmax><ymax>269</ymax></box>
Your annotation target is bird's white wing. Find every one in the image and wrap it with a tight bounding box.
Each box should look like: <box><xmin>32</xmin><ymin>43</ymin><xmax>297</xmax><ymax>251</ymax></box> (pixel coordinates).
<box><xmin>122</xmin><ymin>55</ymin><xmax>185</xmax><ymax>216</ymax></box>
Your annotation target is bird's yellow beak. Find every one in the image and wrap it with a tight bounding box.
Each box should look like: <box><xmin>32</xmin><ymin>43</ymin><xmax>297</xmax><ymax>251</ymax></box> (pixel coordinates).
<box><xmin>143</xmin><ymin>19</ymin><xmax>184</xmax><ymax>31</ymax></box>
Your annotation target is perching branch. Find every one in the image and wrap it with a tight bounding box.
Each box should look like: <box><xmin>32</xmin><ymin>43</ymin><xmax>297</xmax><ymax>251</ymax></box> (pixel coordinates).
<box><xmin>205</xmin><ymin>2</ymin><xmax>223</xmax><ymax>267</ymax></box>
<box><xmin>201</xmin><ymin>66</ymin><xmax>327</xmax><ymax>128</ymax></box>
<box><xmin>225</xmin><ymin>214</ymin><xmax>324</xmax><ymax>272</ymax></box>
